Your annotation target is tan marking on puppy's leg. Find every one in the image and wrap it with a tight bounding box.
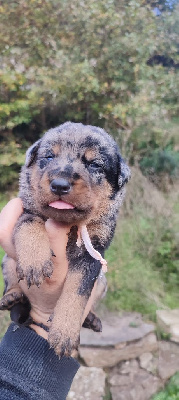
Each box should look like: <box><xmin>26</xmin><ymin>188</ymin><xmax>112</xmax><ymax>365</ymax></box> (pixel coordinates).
<box><xmin>48</xmin><ymin>271</ymin><xmax>86</xmax><ymax>357</ymax></box>
<box><xmin>14</xmin><ymin>216</ymin><xmax>53</xmax><ymax>287</ymax></box>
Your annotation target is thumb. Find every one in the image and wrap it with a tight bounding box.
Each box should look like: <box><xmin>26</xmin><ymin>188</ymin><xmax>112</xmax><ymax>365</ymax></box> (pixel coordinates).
<box><xmin>45</xmin><ymin>219</ymin><xmax>70</xmax><ymax>277</ymax></box>
<box><xmin>0</xmin><ymin>198</ymin><xmax>23</xmax><ymax>259</ymax></box>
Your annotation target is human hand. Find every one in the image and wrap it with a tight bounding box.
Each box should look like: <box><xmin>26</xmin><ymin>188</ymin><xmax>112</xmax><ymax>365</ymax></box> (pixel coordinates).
<box><xmin>0</xmin><ymin>198</ymin><xmax>97</xmax><ymax>340</ymax></box>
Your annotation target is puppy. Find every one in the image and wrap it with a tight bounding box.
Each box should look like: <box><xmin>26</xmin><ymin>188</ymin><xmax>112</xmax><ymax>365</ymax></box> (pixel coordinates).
<box><xmin>0</xmin><ymin>122</ymin><xmax>130</xmax><ymax>356</ymax></box>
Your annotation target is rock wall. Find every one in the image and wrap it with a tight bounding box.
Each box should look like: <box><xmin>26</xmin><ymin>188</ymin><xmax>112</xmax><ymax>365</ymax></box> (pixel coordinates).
<box><xmin>67</xmin><ymin>311</ymin><xmax>179</xmax><ymax>400</ymax></box>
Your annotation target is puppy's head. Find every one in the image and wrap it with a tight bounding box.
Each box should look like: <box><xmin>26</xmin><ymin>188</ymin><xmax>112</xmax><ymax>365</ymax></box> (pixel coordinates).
<box><xmin>21</xmin><ymin>122</ymin><xmax>130</xmax><ymax>224</ymax></box>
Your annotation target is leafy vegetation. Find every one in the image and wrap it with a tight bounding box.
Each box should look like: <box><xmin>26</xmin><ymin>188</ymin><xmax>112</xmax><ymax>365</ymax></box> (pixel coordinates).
<box><xmin>140</xmin><ymin>148</ymin><xmax>179</xmax><ymax>175</ymax></box>
<box><xmin>152</xmin><ymin>373</ymin><xmax>179</xmax><ymax>400</ymax></box>
<box><xmin>0</xmin><ymin>0</ymin><xmax>179</xmax><ymax>131</ymax></box>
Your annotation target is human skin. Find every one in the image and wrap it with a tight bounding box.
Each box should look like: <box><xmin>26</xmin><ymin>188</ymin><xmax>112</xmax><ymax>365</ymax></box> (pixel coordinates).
<box><xmin>0</xmin><ymin>198</ymin><xmax>97</xmax><ymax>340</ymax></box>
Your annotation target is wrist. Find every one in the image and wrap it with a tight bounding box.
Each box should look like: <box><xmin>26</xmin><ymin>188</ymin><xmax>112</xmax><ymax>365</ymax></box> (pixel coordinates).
<box><xmin>29</xmin><ymin>323</ymin><xmax>49</xmax><ymax>340</ymax></box>
<box><xmin>28</xmin><ymin>308</ymin><xmax>51</xmax><ymax>340</ymax></box>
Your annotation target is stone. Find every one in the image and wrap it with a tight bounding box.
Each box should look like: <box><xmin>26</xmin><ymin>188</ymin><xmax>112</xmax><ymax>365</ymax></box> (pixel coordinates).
<box><xmin>79</xmin><ymin>332</ymin><xmax>158</xmax><ymax>368</ymax></box>
<box><xmin>109</xmin><ymin>359</ymin><xmax>163</xmax><ymax>400</ymax></box>
<box><xmin>170</xmin><ymin>324</ymin><xmax>179</xmax><ymax>343</ymax></box>
<box><xmin>80</xmin><ymin>311</ymin><xmax>155</xmax><ymax>347</ymax></box>
<box><xmin>111</xmin><ymin>386</ymin><xmax>142</xmax><ymax>400</ymax></box>
<box><xmin>110</xmin><ymin>372</ymin><xmax>163</xmax><ymax>400</ymax></box>
<box><xmin>120</xmin><ymin>359</ymin><xmax>139</xmax><ymax>375</ymax></box>
<box><xmin>109</xmin><ymin>360</ymin><xmax>139</xmax><ymax>386</ymax></box>
<box><xmin>139</xmin><ymin>352</ymin><xmax>158</xmax><ymax>373</ymax></box>
<box><xmin>156</xmin><ymin>309</ymin><xmax>179</xmax><ymax>343</ymax></box>
<box><xmin>139</xmin><ymin>352</ymin><xmax>153</xmax><ymax>369</ymax></box>
<box><xmin>158</xmin><ymin>341</ymin><xmax>179</xmax><ymax>380</ymax></box>
<box><xmin>109</xmin><ymin>373</ymin><xmax>131</xmax><ymax>387</ymax></box>
<box><xmin>139</xmin><ymin>352</ymin><xmax>159</xmax><ymax>374</ymax></box>
<box><xmin>67</xmin><ymin>366</ymin><xmax>106</xmax><ymax>400</ymax></box>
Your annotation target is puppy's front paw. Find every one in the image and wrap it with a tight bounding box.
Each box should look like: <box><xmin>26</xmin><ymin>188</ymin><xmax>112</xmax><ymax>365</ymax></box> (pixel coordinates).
<box><xmin>14</xmin><ymin>215</ymin><xmax>53</xmax><ymax>287</ymax></box>
<box><xmin>48</xmin><ymin>327</ymin><xmax>80</xmax><ymax>357</ymax></box>
<box><xmin>16</xmin><ymin>257</ymin><xmax>53</xmax><ymax>288</ymax></box>
<box><xmin>0</xmin><ymin>290</ymin><xmax>25</xmax><ymax>310</ymax></box>
<box><xmin>82</xmin><ymin>311</ymin><xmax>102</xmax><ymax>332</ymax></box>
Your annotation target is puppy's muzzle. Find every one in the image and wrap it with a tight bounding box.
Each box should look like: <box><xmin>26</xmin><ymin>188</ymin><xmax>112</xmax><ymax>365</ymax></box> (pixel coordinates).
<box><xmin>50</xmin><ymin>178</ymin><xmax>71</xmax><ymax>195</ymax></box>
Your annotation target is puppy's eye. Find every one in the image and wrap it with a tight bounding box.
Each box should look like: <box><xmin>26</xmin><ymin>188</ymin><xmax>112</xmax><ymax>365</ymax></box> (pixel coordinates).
<box><xmin>45</xmin><ymin>153</ymin><xmax>55</xmax><ymax>161</ymax></box>
<box><xmin>88</xmin><ymin>161</ymin><xmax>103</xmax><ymax>171</ymax></box>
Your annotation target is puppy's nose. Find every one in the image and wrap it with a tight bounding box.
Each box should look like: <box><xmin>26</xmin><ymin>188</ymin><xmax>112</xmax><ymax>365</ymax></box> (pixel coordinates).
<box><xmin>50</xmin><ymin>178</ymin><xmax>71</xmax><ymax>195</ymax></box>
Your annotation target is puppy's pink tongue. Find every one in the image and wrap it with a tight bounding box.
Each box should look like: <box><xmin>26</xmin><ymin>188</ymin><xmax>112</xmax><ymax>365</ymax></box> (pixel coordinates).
<box><xmin>49</xmin><ymin>201</ymin><xmax>74</xmax><ymax>209</ymax></box>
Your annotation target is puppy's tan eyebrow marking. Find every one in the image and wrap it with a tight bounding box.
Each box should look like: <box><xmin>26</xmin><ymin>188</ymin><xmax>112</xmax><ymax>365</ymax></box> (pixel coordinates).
<box><xmin>51</xmin><ymin>144</ymin><xmax>61</xmax><ymax>155</ymax></box>
<box><xmin>84</xmin><ymin>149</ymin><xmax>99</xmax><ymax>161</ymax></box>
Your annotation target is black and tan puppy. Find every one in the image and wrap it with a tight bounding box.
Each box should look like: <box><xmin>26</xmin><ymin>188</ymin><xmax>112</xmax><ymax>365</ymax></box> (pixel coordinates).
<box><xmin>0</xmin><ymin>122</ymin><xmax>130</xmax><ymax>356</ymax></box>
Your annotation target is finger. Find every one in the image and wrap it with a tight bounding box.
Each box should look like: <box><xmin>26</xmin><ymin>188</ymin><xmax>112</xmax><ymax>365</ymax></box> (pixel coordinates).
<box><xmin>45</xmin><ymin>219</ymin><xmax>70</xmax><ymax>282</ymax></box>
<box><xmin>0</xmin><ymin>198</ymin><xmax>23</xmax><ymax>258</ymax></box>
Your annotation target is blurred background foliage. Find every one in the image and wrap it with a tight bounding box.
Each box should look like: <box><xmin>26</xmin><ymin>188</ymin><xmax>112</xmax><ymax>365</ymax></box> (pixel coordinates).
<box><xmin>0</xmin><ymin>0</ymin><xmax>178</xmax><ymax>319</ymax></box>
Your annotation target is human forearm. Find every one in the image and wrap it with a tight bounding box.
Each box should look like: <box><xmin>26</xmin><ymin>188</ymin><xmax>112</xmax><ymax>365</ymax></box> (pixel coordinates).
<box><xmin>0</xmin><ymin>323</ymin><xmax>79</xmax><ymax>400</ymax></box>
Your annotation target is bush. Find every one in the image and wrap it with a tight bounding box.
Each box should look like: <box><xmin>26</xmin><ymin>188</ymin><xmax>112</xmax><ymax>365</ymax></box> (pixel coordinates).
<box><xmin>0</xmin><ymin>0</ymin><xmax>178</xmax><ymax>134</ymax></box>
<box><xmin>140</xmin><ymin>149</ymin><xmax>179</xmax><ymax>176</ymax></box>
<box><xmin>154</xmin><ymin>229</ymin><xmax>179</xmax><ymax>288</ymax></box>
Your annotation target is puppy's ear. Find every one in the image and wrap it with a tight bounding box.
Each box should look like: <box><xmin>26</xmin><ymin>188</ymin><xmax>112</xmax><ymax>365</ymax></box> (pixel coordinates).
<box><xmin>25</xmin><ymin>139</ymin><xmax>42</xmax><ymax>167</ymax></box>
<box><xmin>118</xmin><ymin>156</ymin><xmax>131</xmax><ymax>189</ymax></box>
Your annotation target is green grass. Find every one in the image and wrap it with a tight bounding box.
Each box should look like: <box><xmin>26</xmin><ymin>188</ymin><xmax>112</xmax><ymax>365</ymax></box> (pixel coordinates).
<box><xmin>104</xmin><ymin>195</ymin><xmax>179</xmax><ymax>320</ymax></box>
<box><xmin>105</xmin><ymin>219</ymin><xmax>164</xmax><ymax>319</ymax></box>
<box><xmin>152</xmin><ymin>373</ymin><xmax>179</xmax><ymax>400</ymax></box>
<box><xmin>0</xmin><ymin>197</ymin><xmax>9</xmax><ymax>211</ymax></box>
<box><xmin>0</xmin><ymin>310</ymin><xmax>10</xmax><ymax>339</ymax></box>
